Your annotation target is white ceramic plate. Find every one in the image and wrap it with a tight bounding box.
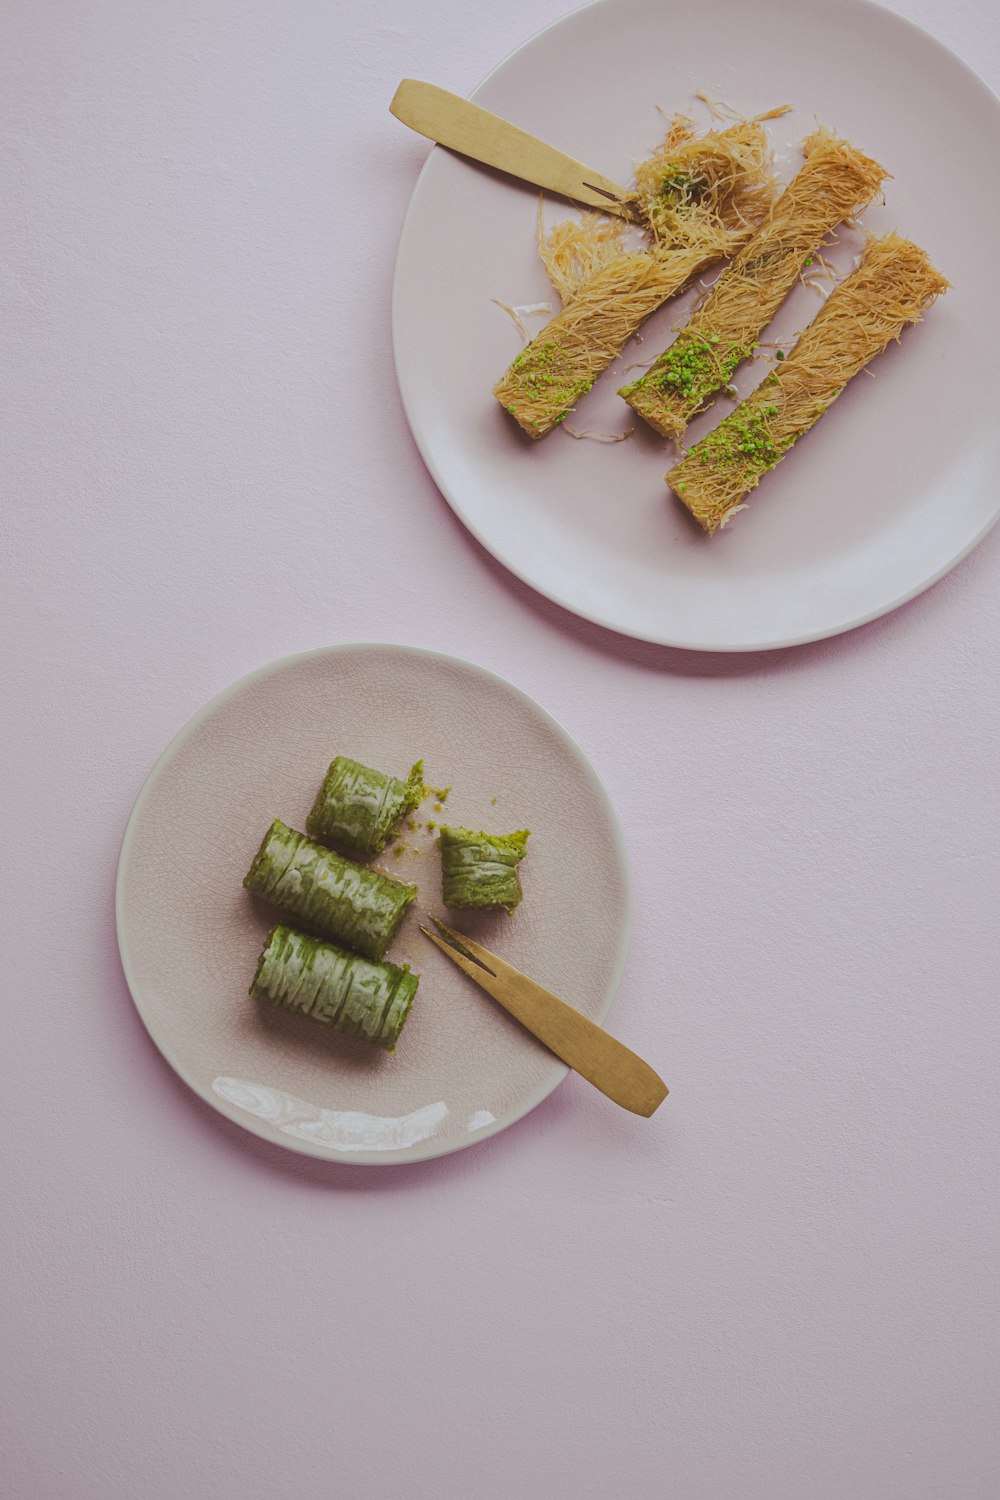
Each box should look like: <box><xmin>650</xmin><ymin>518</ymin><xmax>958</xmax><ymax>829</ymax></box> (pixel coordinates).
<box><xmin>393</xmin><ymin>0</ymin><xmax>1000</xmax><ymax>650</ymax></box>
<box><xmin>116</xmin><ymin>645</ymin><xmax>630</xmax><ymax>1165</ymax></box>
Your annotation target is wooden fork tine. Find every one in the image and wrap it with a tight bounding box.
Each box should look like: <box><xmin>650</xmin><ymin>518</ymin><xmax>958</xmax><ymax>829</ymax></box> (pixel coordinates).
<box><xmin>424</xmin><ymin>918</ymin><xmax>538</xmax><ymax>1012</ymax></box>
<box><xmin>427</xmin><ymin>915</ymin><xmax>519</xmax><ymax>979</ymax></box>
<box><xmin>420</xmin><ymin>919</ymin><xmax>668</xmax><ymax>1116</ymax></box>
<box><xmin>419</xmin><ymin>924</ymin><xmax>492</xmax><ymax>983</ymax></box>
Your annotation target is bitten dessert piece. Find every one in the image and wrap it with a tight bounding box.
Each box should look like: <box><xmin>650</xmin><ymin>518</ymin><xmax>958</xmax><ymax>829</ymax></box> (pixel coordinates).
<box><xmin>439</xmin><ymin>825</ymin><xmax>530</xmax><ymax>915</ymax></box>
<box><xmin>307</xmin><ymin>755</ymin><xmax>423</xmax><ymax>857</ymax></box>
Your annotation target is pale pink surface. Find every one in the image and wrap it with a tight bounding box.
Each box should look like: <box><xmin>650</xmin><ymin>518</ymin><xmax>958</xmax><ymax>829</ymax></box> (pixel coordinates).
<box><xmin>2</xmin><ymin>0</ymin><xmax>1000</xmax><ymax>1496</ymax></box>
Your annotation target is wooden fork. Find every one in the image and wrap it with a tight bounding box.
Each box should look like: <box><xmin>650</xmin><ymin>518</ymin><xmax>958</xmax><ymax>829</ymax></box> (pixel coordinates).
<box><xmin>390</xmin><ymin>79</ymin><xmax>639</xmax><ymax>220</ymax></box>
<box><xmin>420</xmin><ymin>916</ymin><xmax>668</xmax><ymax>1117</ymax></box>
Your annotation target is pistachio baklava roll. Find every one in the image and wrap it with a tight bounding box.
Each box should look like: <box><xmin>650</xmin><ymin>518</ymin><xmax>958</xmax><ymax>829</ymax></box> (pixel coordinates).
<box><xmin>307</xmin><ymin>756</ymin><xmax>423</xmax><ymax>857</ymax></box>
<box><xmin>244</xmin><ymin>819</ymin><xmax>415</xmax><ymax>960</ymax></box>
<box><xmin>251</xmin><ymin>925</ymin><xmax>418</xmax><ymax>1052</ymax></box>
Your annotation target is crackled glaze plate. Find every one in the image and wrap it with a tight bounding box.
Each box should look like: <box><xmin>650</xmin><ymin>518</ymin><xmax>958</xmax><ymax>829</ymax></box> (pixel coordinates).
<box><xmin>116</xmin><ymin>645</ymin><xmax>630</xmax><ymax>1164</ymax></box>
<box><xmin>392</xmin><ymin>0</ymin><xmax>1000</xmax><ymax>649</ymax></box>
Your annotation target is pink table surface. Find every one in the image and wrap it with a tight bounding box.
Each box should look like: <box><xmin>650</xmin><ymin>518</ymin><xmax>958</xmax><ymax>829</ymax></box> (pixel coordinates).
<box><xmin>3</xmin><ymin>2</ymin><xmax>999</xmax><ymax>1496</ymax></box>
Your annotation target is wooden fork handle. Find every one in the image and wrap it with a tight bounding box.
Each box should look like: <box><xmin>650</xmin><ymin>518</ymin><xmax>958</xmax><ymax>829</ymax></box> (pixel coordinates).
<box><xmin>390</xmin><ymin>79</ymin><xmax>637</xmax><ymax>219</ymax></box>
<box><xmin>489</xmin><ymin>972</ymin><xmax>668</xmax><ymax>1117</ymax></box>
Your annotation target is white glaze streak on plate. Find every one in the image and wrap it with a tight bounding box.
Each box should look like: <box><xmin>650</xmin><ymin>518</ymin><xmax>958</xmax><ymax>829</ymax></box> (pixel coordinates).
<box><xmin>392</xmin><ymin>0</ymin><xmax>1000</xmax><ymax>650</ymax></box>
<box><xmin>116</xmin><ymin>645</ymin><xmax>630</xmax><ymax>1165</ymax></box>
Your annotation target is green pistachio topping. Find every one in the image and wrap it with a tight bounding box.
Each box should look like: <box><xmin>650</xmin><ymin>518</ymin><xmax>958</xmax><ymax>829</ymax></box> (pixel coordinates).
<box><xmin>509</xmin><ymin>340</ymin><xmax>593</xmax><ymax>411</ymax></box>
<box><xmin>632</xmin><ymin>333</ymin><xmax>757</xmax><ymax>406</ymax></box>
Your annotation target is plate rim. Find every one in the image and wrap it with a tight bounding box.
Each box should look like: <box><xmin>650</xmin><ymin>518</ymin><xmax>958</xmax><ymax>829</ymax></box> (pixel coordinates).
<box><xmin>115</xmin><ymin>642</ymin><xmax>633</xmax><ymax>1166</ymax></box>
<box><xmin>391</xmin><ymin>0</ymin><xmax>1000</xmax><ymax>653</ymax></box>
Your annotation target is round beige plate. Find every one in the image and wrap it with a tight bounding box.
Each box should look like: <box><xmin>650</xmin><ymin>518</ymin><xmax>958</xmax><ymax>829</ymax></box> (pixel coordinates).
<box><xmin>116</xmin><ymin>645</ymin><xmax>631</xmax><ymax>1164</ymax></box>
<box><xmin>393</xmin><ymin>0</ymin><xmax>1000</xmax><ymax>650</ymax></box>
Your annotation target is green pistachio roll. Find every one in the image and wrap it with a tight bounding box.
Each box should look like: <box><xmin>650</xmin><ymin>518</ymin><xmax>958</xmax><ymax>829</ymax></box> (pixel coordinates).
<box><xmin>439</xmin><ymin>825</ymin><xmax>530</xmax><ymax>915</ymax></box>
<box><xmin>244</xmin><ymin>819</ymin><xmax>415</xmax><ymax>960</ymax></box>
<box><xmin>251</xmin><ymin>925</ymin><xmax>418</xmax><ymax>1052</ymax></box>
<box><xmin>307</xmin><ymin>755</ymin><xmax>424</xmax><ymax>857</ymax></box>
